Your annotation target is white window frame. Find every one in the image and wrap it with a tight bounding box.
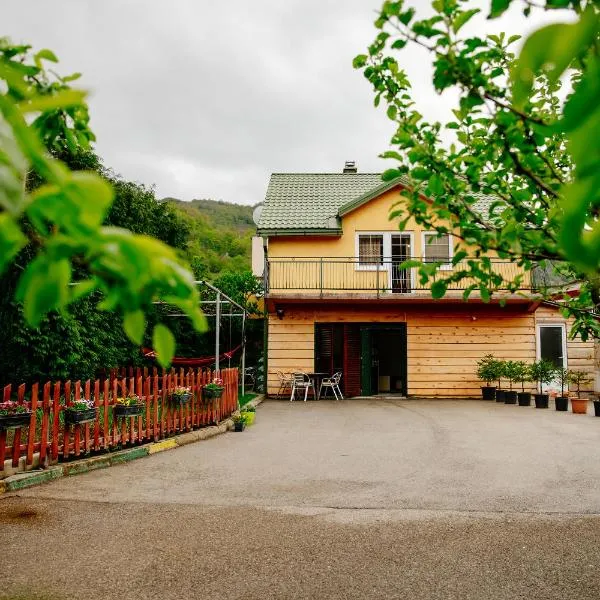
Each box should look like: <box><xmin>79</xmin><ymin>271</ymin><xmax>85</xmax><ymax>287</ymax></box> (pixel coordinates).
<box><xmin>536</xmin><ymin>323</ymin><xmax>568</xmax><ymax>393</ymax></box>
<box><xmin>536</xmin><ymin>323</ymin><xmax>568</xmax><ymax>368</ymax></box>
<box><xmin>355</xmin><ymin>232</ymin><xmax>414</xmax><ymax>271</ymax></box>
<box><xmin>422</xmin><ymin>232</ymin><xmax>453</xmax><ymax>270</ymax></box>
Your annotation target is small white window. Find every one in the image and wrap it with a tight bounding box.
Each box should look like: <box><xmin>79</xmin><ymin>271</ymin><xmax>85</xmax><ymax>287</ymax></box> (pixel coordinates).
<box><xmin>423</xmin><ymin>233</ymin><xmax>451</xmax><ymax>265</ymax></box>
<box><xmin>358</xmin><ymin>234</ymin><xmax>383</xmax><ymax>266</ymax></box>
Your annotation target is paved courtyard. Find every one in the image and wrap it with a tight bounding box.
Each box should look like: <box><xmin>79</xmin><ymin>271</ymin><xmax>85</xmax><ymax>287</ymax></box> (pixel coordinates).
<box><xmin>2</xmin><ymin>399</ymin><xmax>600</xmax><ymax>599</ymax></box>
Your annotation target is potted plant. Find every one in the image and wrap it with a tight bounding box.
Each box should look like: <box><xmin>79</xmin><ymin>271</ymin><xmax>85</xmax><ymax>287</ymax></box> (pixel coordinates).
<box><xmin>594</xmin><ymin>395</ymin><xmax>600</xmax><ymax>418</ymax></box>
<box><xmin>568</xmin><ymin>370</ymin><xmax>592</xmax><ymax>414</ymax></box>
<box><xmin>503</xmin><ymin>361</ymin><xmax>521</xmax><ymax>404</ymax></box>
<box><xmin>203</xmin><ymin>377</ymin><xmax>224</xmax><ymax>402</ymax></box>
<box><xmin>170</xmin><ymin>386</ymin><xmax>192</xmax><ymax>406</ymax></box>
<box><xmin>476</xmin><ymin>354</ymin><xmax>499</xmax><ymax>400</ymax></box>
<box><xmin>64</xmin><ymin>399</ymin><xmax>97</xmax><ymax>425</ymax></box>
<box><xmin>233</xmin><ymin>414</ymin><xmax>246</xmax><ymax>432</ymax></box>
<box><xmin>241</xmin><ymin>406</ymin><xmax>256</xmax><ymax>426</ymax></box>
<box><xmin>494</xmin><ymin>360</ymin><xmax>507</xmax><ymax>402</ymax></box>
<box><xmin>513</xmin><ymin>361</ymin><xmax>532</xmax><ymax>406</ymax></box>
<box><xmin>529</xmin><ymin>360</ymin><xmax>556</xmax><ymax>409</ymax></box>
<box><xmin>0</xmin><ymin>401</ymin><xmax>32</xmax><ymax>430</ymax></box>
<box><xmin>113</xmin><ymin>395</ymin><xmax>144</xmax><ymax>418</ymax></box>
<box><xmin>554</xmin><ymin>368</ymin><xmax>570</xmax><ymax>412</ymax></box>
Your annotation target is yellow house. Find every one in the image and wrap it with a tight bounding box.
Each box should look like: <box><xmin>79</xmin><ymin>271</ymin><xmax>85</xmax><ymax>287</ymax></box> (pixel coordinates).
<box><xmin>255</xmin><ymin>163</ymin><xmax>595</xmax><ymax>398</ymax></box>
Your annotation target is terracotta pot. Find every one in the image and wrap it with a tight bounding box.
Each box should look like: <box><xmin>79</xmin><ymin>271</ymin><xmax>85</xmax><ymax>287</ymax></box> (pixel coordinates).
<box><xmin>571</xmin><ymin>398</ymin><xmax>589</xmax><ymax>415</ymax></box>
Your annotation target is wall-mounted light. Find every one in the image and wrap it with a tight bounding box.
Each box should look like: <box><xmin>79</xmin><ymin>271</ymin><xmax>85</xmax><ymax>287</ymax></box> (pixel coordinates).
<box><xmin>276</xmin><ymin>307</ymin><xmax>285</xmax><ymax>320</ymax></box>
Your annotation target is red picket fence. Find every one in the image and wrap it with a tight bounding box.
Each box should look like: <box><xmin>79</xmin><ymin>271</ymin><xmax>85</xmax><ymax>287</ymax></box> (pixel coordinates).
<box><xmin>0</xmin><ymin>367</ymin><xmax>238</xmax><ymax>474</ymax></box>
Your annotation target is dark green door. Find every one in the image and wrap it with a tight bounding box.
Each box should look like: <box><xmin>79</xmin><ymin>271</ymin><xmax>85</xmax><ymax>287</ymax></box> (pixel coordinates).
<box><xmin>360</xmin><ymin>327</ymin><xmax>372</xmax><ymax>396</ymax></box>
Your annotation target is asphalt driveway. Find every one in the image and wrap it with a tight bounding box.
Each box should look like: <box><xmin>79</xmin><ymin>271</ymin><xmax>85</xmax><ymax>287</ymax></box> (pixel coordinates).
<box><xmin>2</xmin><ymin>399</ymin><xmax>600</xmax><ymax>599</ymax></box>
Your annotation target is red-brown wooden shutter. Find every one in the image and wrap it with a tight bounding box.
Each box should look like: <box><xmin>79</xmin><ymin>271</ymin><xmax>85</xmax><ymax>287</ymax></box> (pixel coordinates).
<box><xmin>343</xmin><ymin>325</ymin><xmax>361</xmax><ymax>397</ymax></box>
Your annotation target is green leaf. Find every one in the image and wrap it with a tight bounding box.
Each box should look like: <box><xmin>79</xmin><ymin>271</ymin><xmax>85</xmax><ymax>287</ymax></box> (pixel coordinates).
<box><xmin>512</xmin><ymin>8</ymin><xmax>600</xmax><ymax>106</ymax></box>
<box><xmin>431</xmin><ymin>280</ymin><xmax>447</xmax><ymax>299</ymax></box>
<box><xmin>0</xmin><ymin>214</ymin><xmax>26</xmax><ymax>274</ymax></box>
<box><xmin>34</xmin><ymin>49</ymin><xmax>58</xmax><ymax>65</ymax></box>
<box><xmin>352</xmin><ymin>54</ymin><xmax>368</xmax><ymax>69</ymax></box>
<box><xmin>382</xmin><ymin>168</ymin><xmax>404</xmax><ymax>182</ymax></box>
<box><xmin>452</xmin><ymin>9</ymin><xmax>480</xmax><ymax>33</ymax></box>
<box><xmin>152</xmin><ymin>324</ymin><xmax>175</xmax><ymax>368</ymax></box>
<box><xmin>387</xmin><ymin>105</ymin><xmax>398</xmax><ymax>120</ymax></box>
<box><xmin>123</xmin><ymin>310</ymin><xmax>146</xmax><ymax>345</ymax></box>
<box><xmin>428</xmin><ymin>173</ymin><xmax>444</xmax><ymax>195</ymax></box>
<box><xmin>489</xmin><ymin>0</ymin><xmax>511</xmax><ymax>18</ymax></box>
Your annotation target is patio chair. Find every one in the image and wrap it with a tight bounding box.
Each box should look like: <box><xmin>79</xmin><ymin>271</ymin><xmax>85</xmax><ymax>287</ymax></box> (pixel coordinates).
<box><xmin>290</xmin><ymin>372</ymin><xmax>314</xmax><ymax>402</ymax></box>
<box><xmin>276</xmin><ymin>371</ymin><xmax>293</xmax><ymax>399</ymax></box>
<box><xmin>319</xmin><ymin>372</ymin><xmax>343</xmax><ymax>401</ymax></box>
<box><xmin>243</xmin><ymin>367</ymin><xmax>256</xmax><ymax>392</ymax></box>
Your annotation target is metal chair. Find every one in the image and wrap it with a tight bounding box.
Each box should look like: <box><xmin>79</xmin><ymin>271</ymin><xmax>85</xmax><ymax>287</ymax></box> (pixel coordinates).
<box><xmin>243</xmin><ymin>367</ymin><xmax>256</xmax><ymax>392</ymax></box>
<box><xmin>276</xmin><ymin>371</ymin><xmax>293</xmax><ymax>399</ymax></box>
<box><xmin>320</xmin><ymin>372</ymin><xmax>343</xmax><ymax>400</ymax></box>
<box><xmin>290</xmin><ymin>372</ymin><xmax>314</xmax><ymax>402</ymax></box>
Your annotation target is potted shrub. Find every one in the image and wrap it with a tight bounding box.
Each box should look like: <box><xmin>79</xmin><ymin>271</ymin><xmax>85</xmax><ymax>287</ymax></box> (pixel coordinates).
<box><xmin>554</xmin><ymin>368</ymin><xmax>570</xmax><ymax>412</ymax></box>
<box><xmin>529</xmin><ymin>360</ymin><xmax>556</xmax><ymax>409</ymax></box>
<box><xmin>0</xmin><ymin>401</ymin><xmax>32</xmax><ymax>430</ymax></box>
<box><xmin>64</xmin><ymin>399</ymin><xmax>98</xmax><ymax>425</ymax></box>
<box><xmin>113</xmin><ymin>395</ymin><xmax>144</xmax><ymax>418</ymax></box>
<box><xmin>495</xmin><ymin>360</ymin><xmax>507</xmax><ymax>402</ymax></box>
<box><xmin>503</xmin><ymin>361</ymin><xmax>521</xmax><ymax>404</ymax></box>
<box><xmin>514</xmin><ymin>362</ymin><xmax>532</xmax><ymax>406</ymax></box>
<box><xmin>594</xmin><ymin>395</ymin><xmax>600</xmax><ymax>418</ymax></box>
<box><xmin>241</xmin><ymin>406</ymin><xmax>256</xmax><ymax>426</ymax></box>
<box><xmin>476</xmin><ymin>354</ymin><xmax>499</xmax><ymax>400</ymax></box>
<box><xmin>170</xmin><ymin>386</ymin><xmax>192</xmax><ymax>406</ymax></box>
<box><xmin>233</xmin><ymin>414</ymin><xmax>246</xmax><ymax>432</ymax></box>
<box><xmin>203</xmin><ymin>377</ymin><xmax>224</xmax><ymax>402</ymax></box>
<box><xmin>569</xmin><ymin>370</ymin><xmax>592</xmax><ymax>414</ymax></box>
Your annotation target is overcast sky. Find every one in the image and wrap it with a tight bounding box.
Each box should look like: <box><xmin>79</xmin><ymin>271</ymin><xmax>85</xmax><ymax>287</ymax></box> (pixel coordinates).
<box><xmin>4</xmin><ymin>1</ymin><xmax>571</xmax><ymax>206</ymax></box>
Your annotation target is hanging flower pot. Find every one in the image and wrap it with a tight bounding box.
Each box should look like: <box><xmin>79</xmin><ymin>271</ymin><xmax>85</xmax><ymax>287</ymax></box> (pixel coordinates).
<box><xmin>64</xmin><ymin>401</ymin><xmax>98</xmax><ymax>425</ymax></box>
<box><xmin>0</xmin><ymin>402</ymin><xmax>32</xmax><ymax>430</ymax></box>
<box><xmin>170</xmin><ymin>387</ymin><xmax>192</xmax><ymax>406</ymax></box>
<box><xmin>203</xmin><ymin>378</ymin><xmax>224</xmax><ymax>402</ymax></box>
<box><xmin>113</xmin><ymin>396</ymin><xmax>144</xmax><ymax>418</ymax></box>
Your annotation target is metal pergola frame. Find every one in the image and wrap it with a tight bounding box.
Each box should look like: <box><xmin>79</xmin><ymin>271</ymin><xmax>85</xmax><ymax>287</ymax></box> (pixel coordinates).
<box><xmin>154</xmin><ymin>280</ymin><xmax>248</xmax><ymax>395</ymax></box>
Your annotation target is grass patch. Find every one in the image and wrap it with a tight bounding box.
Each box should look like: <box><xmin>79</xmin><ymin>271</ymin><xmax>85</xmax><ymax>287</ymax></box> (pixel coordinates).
<box><xmin>239</xmin><ymin>391</ymin><xmax>257</xmax><ymax>407</ymax></box>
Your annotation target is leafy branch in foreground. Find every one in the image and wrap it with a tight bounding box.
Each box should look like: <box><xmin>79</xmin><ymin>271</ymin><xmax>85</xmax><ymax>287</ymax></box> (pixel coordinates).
<box><xmin>0</xmin><ymin>40</ymin><xmax>205</xmax><ymax>367</ymax></box>
<box><xmin>355</xmin><ymin>0</ymin><xmax>600</xmax><ymax>339</ymax></box>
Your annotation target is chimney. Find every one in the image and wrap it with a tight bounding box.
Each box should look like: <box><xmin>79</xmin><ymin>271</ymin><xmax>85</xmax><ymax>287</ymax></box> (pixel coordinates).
<box><xmin>343</xmin><ymin>160</ymin><xmax>357</xmax><ymax>174</ymax></box>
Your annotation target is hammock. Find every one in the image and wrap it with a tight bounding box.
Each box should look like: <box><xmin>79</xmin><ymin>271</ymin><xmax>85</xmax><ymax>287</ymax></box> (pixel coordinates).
<box><xmin>141</xmin><ymin>343</ymin><xmax>243</xmax><ymax>367</ymax></box>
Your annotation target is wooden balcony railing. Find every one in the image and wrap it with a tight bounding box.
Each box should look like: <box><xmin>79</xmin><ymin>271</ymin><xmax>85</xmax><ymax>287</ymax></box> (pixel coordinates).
<box><xmin>265</xmin><ymin>257</ymin><xmax>532</xmax><ymax>296</ymax></box>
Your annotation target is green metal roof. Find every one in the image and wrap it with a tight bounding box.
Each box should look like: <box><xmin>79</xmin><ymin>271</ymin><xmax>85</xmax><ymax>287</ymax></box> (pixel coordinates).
<box><xmin>256</xmin><ymin>172</ymin><xmax>495</xmax><ymax>235</ymax></box>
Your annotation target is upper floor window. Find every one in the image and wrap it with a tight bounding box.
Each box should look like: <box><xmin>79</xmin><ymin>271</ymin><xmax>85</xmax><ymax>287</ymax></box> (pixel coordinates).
<box><xmin>358</xmin><ymin>234</ymin><xmax>383</xmax><ymax>266</ymax></box>
<box><xmin>423</xmin><ymin>233</ymin><xmax>451</xmax><ymax>265</ymax></box>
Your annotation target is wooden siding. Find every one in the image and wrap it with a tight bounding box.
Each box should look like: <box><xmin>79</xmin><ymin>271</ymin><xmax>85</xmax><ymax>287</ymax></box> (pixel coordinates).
<box><xmin>267</xmin><ymin>304</ymin><xmax>597</xmax><ymax>398</ymax></box>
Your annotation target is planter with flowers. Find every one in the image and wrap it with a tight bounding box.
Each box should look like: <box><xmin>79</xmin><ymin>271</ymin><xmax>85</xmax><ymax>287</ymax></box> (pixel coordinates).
<box><xmin>233</xmin><ymin>414</ymin><xmax>246</xmax><ymax>432</ymax></box>
<box><xmin>170</xmin><ymin>387</ymin><xmax>192</xmax><ymax>406</ymax></box>
<box><xmin>113</xmin><ymin>396</ymin><xmax>144</xmax><ymax>418</ymax></box>
<box><xmin>0</xmin><ymin>401</ymin><xmax>32</xmax><ymax>430</ymax></box>
<box><xmin>241</xmin><ymin>406</ymin><xmax>256</xmax><ymax>426</ymax></box>
<box><xmin>569</xmin><ymin>370</ymin><xmax>592</xmax><ymax>414</ymax></box>
<box><xmin>64</xmin><ymin>399</ymin><xmax>97</xmax><ymax>425</ymax></box>
<box><xmin>203</xmin><ymin>378</ymin><xmax>224</xmax><ymax>402</ymax></box>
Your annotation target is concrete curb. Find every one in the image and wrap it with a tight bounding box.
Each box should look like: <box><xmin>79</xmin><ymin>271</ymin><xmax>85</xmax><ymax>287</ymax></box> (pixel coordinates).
<box><xmin>1</xmin><ymin>394</ymin><xmax>264</xmax><ymax>495</ymax></box>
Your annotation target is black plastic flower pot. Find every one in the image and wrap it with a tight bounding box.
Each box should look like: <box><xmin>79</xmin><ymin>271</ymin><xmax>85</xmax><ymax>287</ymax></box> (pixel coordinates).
<box><xmin>517</xmin><ymin>392</ymin><xmax>532</xmax><ymax>406</ymax></box>
<box><xmin>170</xmin><ymin>392</ymin><xmax>192</xmax><ymax>406</ymax></box>
<box><xmin>202</xmin><ymin>387</ymin><xmax>224</xmax><ymax>402</ymax></box>
<box><xmin>0</xmin><ymin>412</ymin><xmax>32</xmax><ymax>430</ymax></box>
<box><xmin>534</xmin><ymin>394</ymin><xmax>549</xmax><ymax>409</ymax></box>
<box><xmin>555</xmin><ymin>396</ymin><xmax>569</xmax><ymax>412</ymax></box>
<box><xmin>594</xmin><ymin>401</ymin><xmax>600</xmax><ymax>417</ymax></box>
<box><xmin>234</xmin><ymin>421</ymin><xmax>245</xmax><ymax>432</ymax></box>
<box><xmin>64</xmin><ymin>407</ymin><xmax>98</xmax><ymax>425</ymax></box>
<box><xmin>481</xmin><ymin>386</ymin><xmax>496</xmax><ymax>401</ymax></box>
<box><xmin>504</xmin><ymin>391</ymin><xmax>518</xmax><ymax>404</ymax></box>
<box><xmin>113</xmin><ymin>404</ymin><xmax>144</xmax><ymax>418</ymax></box>
<box><xmin>495</xmin><ymin>389</ymin><xmax>506</xmax><ymax>403</ymax></box>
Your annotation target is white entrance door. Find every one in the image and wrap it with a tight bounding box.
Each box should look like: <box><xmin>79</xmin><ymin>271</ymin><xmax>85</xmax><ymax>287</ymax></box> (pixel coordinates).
<box><xmin>537</xmin><ymin>324</ymin><xmax>567</xmax><ymax>393</ymax></box>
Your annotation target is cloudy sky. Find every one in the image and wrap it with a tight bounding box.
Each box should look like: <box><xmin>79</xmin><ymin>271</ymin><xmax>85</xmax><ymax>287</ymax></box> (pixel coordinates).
<box><xmin>4</xmin><ymin>1</ymin><xmax>571</xmax><ymax>206</ymax></box>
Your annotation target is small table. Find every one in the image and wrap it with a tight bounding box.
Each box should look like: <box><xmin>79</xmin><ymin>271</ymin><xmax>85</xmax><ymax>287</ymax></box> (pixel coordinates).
<box><xmin>305</xmin><ymin>372</ymin><xmax>329</xmax><ymax>400</ymax></box>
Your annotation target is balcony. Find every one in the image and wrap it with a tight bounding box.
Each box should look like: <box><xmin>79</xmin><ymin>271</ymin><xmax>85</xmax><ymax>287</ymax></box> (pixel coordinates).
<box><xmin>265</xmin><ymin>257</ymin><xmax>533</xmax><ymax>300</ymax></box>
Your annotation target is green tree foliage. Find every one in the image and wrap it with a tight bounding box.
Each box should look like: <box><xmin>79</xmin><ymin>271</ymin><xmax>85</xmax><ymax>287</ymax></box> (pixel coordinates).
<box><xmin>166</xmin><ymin>198</ymin><xmax>254</xmax><ymax>279</ymax></box>
<box><xmin>355</xmin><ymin>0</ymin><xmax>600</xmax><ymax>339</ymax></box>
<box><xmin>0</xmin><ymin>40</ymin><xmax>204</xmax><ymax>370</ymax></box>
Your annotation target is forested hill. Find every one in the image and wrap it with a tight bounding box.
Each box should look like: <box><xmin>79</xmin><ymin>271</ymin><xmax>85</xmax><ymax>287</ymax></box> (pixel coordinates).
<box><xmin>162</xmin><ymin>198</ymin><xmax>256</xmax><ymax>279</ymax></box>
